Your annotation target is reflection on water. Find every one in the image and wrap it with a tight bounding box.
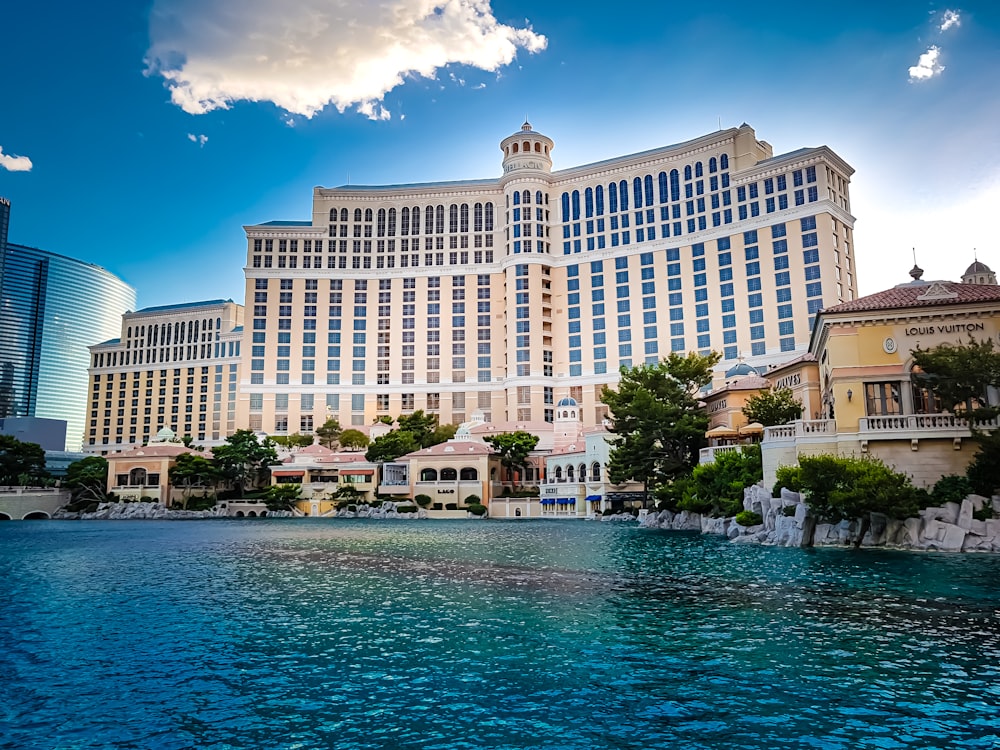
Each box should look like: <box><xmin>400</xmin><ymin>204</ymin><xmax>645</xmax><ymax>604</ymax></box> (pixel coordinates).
<box><xmin>1</xmin><ymin>520</ymin><xmax>998</xmax><ymax>749</ymax></box>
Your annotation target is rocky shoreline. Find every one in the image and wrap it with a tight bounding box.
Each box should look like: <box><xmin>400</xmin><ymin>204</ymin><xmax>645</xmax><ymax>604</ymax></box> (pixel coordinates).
<box><xmin>641</xmin><ymin>484</ymin><xmax>1000</xmax><ymax>552</ymax></box>
<box><xmin>52</xmin><ymin>501</ymin><xmax>293</xmax><ymax>521</ymax></box>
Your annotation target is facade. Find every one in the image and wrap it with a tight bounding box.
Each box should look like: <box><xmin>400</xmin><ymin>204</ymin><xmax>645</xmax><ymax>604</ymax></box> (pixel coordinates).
<box><xmin>756</xmin><ymin>264</ymin><xmax>1000</xmax><ymax>488</ymax></box>
<box><xmin>0</xmin><ymin>200</ymin><xmax>135</xmax><ymax>450</ymax></box>
<box><xmin>105</xmin><ymin>440</ymin><xmax>208</xmax><ymax>504</ymax></box>
<box><xmin>84</xmin><ymin>300</ymin><xmax>244</xmax><ymax>453</ymax></box>
<box><xmin>239</xmin><ymin>123</ymin><xmax>857</xmax><ymax>436</ymax></box>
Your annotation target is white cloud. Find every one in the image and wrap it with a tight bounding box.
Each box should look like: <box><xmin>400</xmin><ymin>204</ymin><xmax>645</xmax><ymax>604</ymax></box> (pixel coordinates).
<box><xmin>187</xmin><ymin>133</ymin><xmax>208</xmax><ymax>146</ymax></box>
<box><xmin>940</xmin><ymin>9</ymin><xmax>961</xmax><ymax>32</ymax></box>
<box><xmin>908</xmin><ymin>46</ymin><xmax>944</xmax><ymax>81</ymax></box>
<box><xmin>0</xmin><ymin>146</ymin><xmax>33</xmax><ymax>172</ymax></box>
<box><xmin>145</xmin><ymin>0</ymin><xmax>547</xmax><ymax>120</ymax></box>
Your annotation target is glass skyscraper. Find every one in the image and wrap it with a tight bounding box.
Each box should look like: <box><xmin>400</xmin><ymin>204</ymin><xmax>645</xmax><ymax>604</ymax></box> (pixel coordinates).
<box><xmin>0</xmin><ymin>200</ymin><xmax>135</xmax><ymax>450</ymax></box>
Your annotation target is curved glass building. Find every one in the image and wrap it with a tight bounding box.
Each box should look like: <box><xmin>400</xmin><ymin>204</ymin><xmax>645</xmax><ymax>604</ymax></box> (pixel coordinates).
<box><xmin>0</xmin><ymin>199</ymin><xmax>135</xmax><ymax>450</ymax></box>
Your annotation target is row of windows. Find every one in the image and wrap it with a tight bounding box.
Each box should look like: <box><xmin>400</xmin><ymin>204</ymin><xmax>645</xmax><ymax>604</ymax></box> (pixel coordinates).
<box><xmin>326</xmin><ymin>203</ymin><xmax>496</xmax><ymax>235</ymax></box>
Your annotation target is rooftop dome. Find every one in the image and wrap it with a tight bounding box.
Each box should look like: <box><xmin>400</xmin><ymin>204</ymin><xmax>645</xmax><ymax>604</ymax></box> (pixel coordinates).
<box><xmin>724</xmin><ymin>362</ymin><xmax>759</xmax><ymax>379</ymax></box>
<box><xmin>965</xmin><ymin>260</ymin><xmax>993</xmax><ymax>275</ymax></box>
<box><xmin>556</xmin><ymin>396</ymin><xmax>578</xmax><ymax>407</ymax></box>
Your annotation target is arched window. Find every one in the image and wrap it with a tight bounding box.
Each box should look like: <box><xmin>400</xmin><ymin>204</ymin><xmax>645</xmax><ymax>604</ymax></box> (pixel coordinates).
<box><xmin>555</xmin><ymin>466</ymin><xmax>563</xmax><ymax>480</ymax></box>
<box><xmin>523</xmin><ymin>140</ymin><xmax>530</xmax><ymax>152</ymax></box>
<box><xmin>460</xmin><ymin>467</ymin><xmax>477</xmax><ymax>480</ymax></box>
<box><xmin>579</xmin><ymin>464</ymin><xmax>587</xmax><ymax>481</ymax></box>
<box><xmin>513</xmin><ymin>191</ymin><xmax>521</xmax><ymax>206</ymax></box>
<box><xmin>425</xmin><ymin>206</ymin><xmax>434</xmax><ymax>234</ymax></box>
<box><xmin>449</xmin><ymin>204</ymin><xmax>458</xmax><ymax>233</ymax></box>
<box><xmin>670</xmin><ymin>170</ymin><xmax>681</xmax><ymax>201</ymax></box>
<box><xmin>684</xmin><ymin>165</ymin><xmax>692</xmax><ymax>181</ymax></box>
<box><xmin>695</xmin><ymin>161</ymin><xmax>703</xmax><ymax>178</ymax></box>
<box><xmin>536</xmin><ymin>191</ymin><xmax>543</xmax><ymax>205</ymax></box>
<box><xmin>571</xmin><ymin>190</ymin><xmax>580</xmax><ymax>220</ymax></box>
<box><xmin>567</xmin><ymin>465</ymin><xmax>575</xmax><ymax>481</ymax></box>
<box><xmin>584</xmin><ymin>187</ymin><xmax>594</xmax><ymax>218</ymax></box>
<box><xmin>329</xmin><ymin>208</ymin><xmax>337</xmax><ymax>221</ymax></box>
<box><xmin>619</xmin><ymin>180</ymin><xmax>629</xmax><ymax>211</ymax></box>
<box><xmin>474</xmin><ymin>203</ymin><xmax>483</xmax><ymax>232</ymax></box>
<box><xmin>595</xmin><ymin>185</ymin><xmax>605</xmax><ymax>215</ymax></box>
<box><xmin>522</xmin><ymin>190</ymin><xmax>531</xmax><ymax>204</ymax></box>
<box><xmin>534</xmin><ymin>142</ymin><xmax>541</xmax><ymax>153</ymax></box>
<box><xmin>485</xmin><ymin>203</ymin><xmax>494</xmax><ymax>231</ymax></box>
<box><xmin>561</xmin><ymin>192</ymin><xmax>570</xmax><ymax>222</ymax></box>
<box><xmin>633</xmin><ymin>177</ymin><xmax>643</xmax><ymax>208</ymax></box>
<box><xmin>441</xmin><ymin>467</ymin><xmax>458</xmax><ymax>481</ymax></box>
<box><xmin>412</xmin><ymin>206</ymin><xmax>420</xmax><ymax>235</ymax></box>
<box><xmin>401</xmin><ymin>207</ymin><xmax>410</xmax><ymax>235</ymax></box>
<box><xmin>591</xmin><ymin>462</ymin><xmax>601</xmax><ymax>480</ymax></box>
<box><xmin>387</xmin><ymin>208</ymin><xmax>396</xmax><ymax>236</ymax></box>
<box><xmin>420</xmin><ymin>468</ymin><xmax>438</xmax><ymax>481</ymax></box>
<box><xmin>340</xmin><ymin>208</ymin><xmax>348</xmax><ymax>222</ymax></box>
<box><xmin>512</xmin><ymin>142</ymin><xmax>519</xmax><ymax>153</ymax></box>
<box><xmin>658</xmin><ymin>172</ymin><xmax>668</xmax><ymax>203</ymax></box>
<box><xmin>460</xmin><ymin>204</ymin><xmax>469</xmax><ymax>233</ymax></box>
<box><xmin>720</xmin><ymin>154</ymin><xmax>729</xmax><ymax>170</ymax></box>
<box><xmin>128</xmin><ymin>468</ymin><xmax>148</xmax><ymax>486</ymax></box>
<box><xmin>709</xmin><ymin>157</ymin><xmax>718</xmax><ymax>173</ymax></box>
<box><xmin>364</xmin><ymin>208</ymin><xmax>373</xmax><ymax>223</ymax></box>
<box><xmin>377</xmin><ymin>209</ymin><xmax>386</xmax><ymax>237</ymax></box>
<box><xmin>608</xmin><ymin>182</ymin><xmax>618</xmax><ymax>213</ymax></box>
<box><xmin>354</xmin><ymin>208</ymin><xmax>363</xmax><ymax>222</ymax></box>
<box><xmin>435</xmin><ymin>205</ymin><xmax>444</xmax><ymax>233</ymax></box>
<box><xmin>644</xmin><ymin>175</ymin><xmax>654</xmax><ymax>206</ymax></box>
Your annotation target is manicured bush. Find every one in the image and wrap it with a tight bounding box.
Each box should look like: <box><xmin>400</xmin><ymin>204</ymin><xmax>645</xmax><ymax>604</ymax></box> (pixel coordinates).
<box><xmin>414</xmin><ymin>494</ymin><xmax>432</xmax><ymax>507</ymax></box>
<box><xmin>735</xmin><ymin>510</ymin><xmax>763</xmax><ymax>527</ymax></box>
<box><xmin>773</xmin><ymin>465</ymin><xmax>803</xmax><ymax>497</ymax></box>
<box><xmin>685</xmin><ymin>445</ymin><xmax>762</xmax><ymax>517</ymax></box>
<box><xmin>601</xmin><ymin>508</ymin><xmax>616</xmax><ymax>516</ymax></box>
<box><xmin>964</xmin><ymin>432</ymin><xmax>1000</xmax><ymax>497</ymax></box>
<box><xmin>467</xmin><ymin>503</ymin><xmax>487</xmax><ymax>516</ymax></box>
<box><xmin>346</xmin><ymin>504</ymin><xmax>357</xmax><ymax>513</ymax></box>
<box><xmin>463</xmin><ymin>494</ymin><xmax>481</xmax><ymax>505</ymax></box>
<box><xmin>445</xmin><ymin>503</ymin><xmax>458</xmax><ymax>511</ymax></box>
<box><xmin>931</xmin><ymin>474</ymin><xmax>974</xmax><ymax>506</ymax></box>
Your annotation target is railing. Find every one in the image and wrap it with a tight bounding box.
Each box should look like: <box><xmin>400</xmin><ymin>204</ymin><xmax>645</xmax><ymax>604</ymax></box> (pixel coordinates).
<box><xmin>0</xmin><ymin>487</ymin><xmax>64</xmax><ymax>495</ymax></box>
<box><xmin>858</xmin><ymin>414</ymin><xmax>1000</xmax><ymax>433</ymax></box>
<box><xmin>698</xmin><ymin>445</ymin><xmax>741</xmax><ymax>463</ymax></box>
<box><xmin>763</xmin><ymin>419</ymin><xmax>837</xmax><ymax>442</ymax></box>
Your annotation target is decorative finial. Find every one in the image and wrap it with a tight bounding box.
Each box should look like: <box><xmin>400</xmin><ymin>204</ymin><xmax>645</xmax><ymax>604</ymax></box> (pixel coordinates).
<box><xmin>521</xmin><ymin>118</ymin><xmax>532</xmax><ymax>132</ymax></box>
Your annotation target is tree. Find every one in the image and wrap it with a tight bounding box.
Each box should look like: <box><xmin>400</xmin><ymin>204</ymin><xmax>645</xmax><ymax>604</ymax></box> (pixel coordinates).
<box><xmin>0</xmin><ymin>435</ymin><xmax>47</xmax><ymax>486</ymax></box>
<box><xmin>263</xmin><ymin>483</ymin><xmax>301</xmax><ymax>512</ymax></box>
<box><xmin>316</xmin><ymin>418</ymin><xmax>342</xmax><ymax>449</ymax></box>
<box><xmin>601</xmin><ymin>351</ymin><xmax>720</xmax><ymax>504</ymax></box>
<box><xmin>338</xmin><ymin>429</ymin><xmax>370</xmax><ymax>452</ymax></box>
<box><xmin>63</xmin><ymin>456</ymin><xmax>109</xmax><ymax>502</ymax></box>
<box><xmin>366</xmin><ymin>430</ymin><xmax>420</xmax><ymax>463</ymax></box>
<box><xmin>484</xmin><ymin>431</ymin><xmax>539</xmax><ymax>489</ymax></box>
<box><xmin>211</xmin><ymin>429</ymin><xmax>278</xmax><ymax>493</ymax></box>
<box><xmin>681</xmin><ymin>445</ymin><xmax>762</xmax><ymax>517</ymax></box>
<box><xmin>911</xmin><ymin>337</ymin><xmax>1000</xmax><ymax>422</ymax></box>
<box><xmin>797</xmin><ymin>454</ymin><xmax>928</xmax><ymax>547</ymax></box>
<box><xmin>169</xmin><ymin>452</ymin><xmax>218</xmax><ymax>508</ymax></box>
<box><xmin>742</xmin><ymin>387</ymin><xmax>803</xmax><ymax>426</ymax></box>
<box><xmin>269</xmin><ymin>433</ymin><xmax>314</xmax><ymax>448</ymax></box>
<box><xmin>396</xmin><ymin>410</ymin><xmax>443</xmax><ymax>448</ymax></box>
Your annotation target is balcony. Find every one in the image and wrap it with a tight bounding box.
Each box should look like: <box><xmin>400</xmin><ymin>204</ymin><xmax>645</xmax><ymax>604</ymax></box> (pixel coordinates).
<box><xmin>698</xmin><ymin>445</ymin><xmax>743</xmax><ymax>464</ymax></box>
<box><xmin>857</xmin><ymin>413</ymin><xmax>999</xmax><ymax>450</ymax></box>
<box><xmin>762</xmin><ymin>419</ymin><xmax>837</xmax><ymax>443</ymax></box>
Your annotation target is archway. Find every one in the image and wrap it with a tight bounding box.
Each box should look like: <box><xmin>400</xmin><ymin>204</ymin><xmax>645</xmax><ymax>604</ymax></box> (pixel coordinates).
<box><xmin>460</xmin><ymin>467</ymin><xmax>478</xmax><ymax>481</ymax></box>
<box><xmin>420</xmin><ymin>468</ymin><xmax>438</xmax><ymax>482</ymax></box>
<box><xmin>440</xmin><ymin>468</ymin><xmax>458</xmax><ymax>481</ymax></box>
<box><xmin>23</xmin><ymin>511</ymin><xmax>50</xmax><ymax>520</ymax></box>
<box><xmin>0</xmin><ymin>513</ymin><xmax>12</xmax><ymax>521</ymax></box>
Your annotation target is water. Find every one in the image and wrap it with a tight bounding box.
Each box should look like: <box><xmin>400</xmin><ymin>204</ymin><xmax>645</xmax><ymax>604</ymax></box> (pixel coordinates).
<box><xmin>1</xmin><ymin>520</ymin><xmax>999</xmax><ymax>750</ymax></box>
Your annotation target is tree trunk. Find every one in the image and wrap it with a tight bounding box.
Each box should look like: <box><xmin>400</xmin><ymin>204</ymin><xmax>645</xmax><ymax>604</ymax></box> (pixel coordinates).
<box><xmin>853</xmin><ymin>515</ymin><xmax>871</xmax><ymax>549</ymax></box>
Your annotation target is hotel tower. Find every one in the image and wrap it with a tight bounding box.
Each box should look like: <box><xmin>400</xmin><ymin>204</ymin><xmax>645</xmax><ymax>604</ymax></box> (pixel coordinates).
<box><xmin>239</xmin><ymin>123</ymin><xmax>857</xmax><ymax>435</ymax></box>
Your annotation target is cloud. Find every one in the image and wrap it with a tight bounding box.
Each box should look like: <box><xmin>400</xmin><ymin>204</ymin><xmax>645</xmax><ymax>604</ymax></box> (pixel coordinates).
<box><xmin>187</xmin><ymin>133</ymin><xmax>208</xmax><ymax>146</ymax></box>
<box><xmin>0</xmin><ymin>146</ymin><xmax>33</xmax><ymax>172</ymax></box>
<box><xmin>145</xmin><ymin>0</ymin><xmax>547</xmax><ymax>120</ymax></box>
<box><xmin>908</xmin><ymin>46</ymin><xmax>944</xmax><ymax>81</ymax></box>
<box><xmin>939</xmin><ymin>9</ymin><xmax>961</xmax><ymax>32</ymax></box>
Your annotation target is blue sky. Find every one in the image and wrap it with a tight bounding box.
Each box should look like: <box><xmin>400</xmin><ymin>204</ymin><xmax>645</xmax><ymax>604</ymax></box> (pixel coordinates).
<box><xmin>2</xmin><ymin>0</ymin><xmax>998</xmax><ymax>308</ymax></box>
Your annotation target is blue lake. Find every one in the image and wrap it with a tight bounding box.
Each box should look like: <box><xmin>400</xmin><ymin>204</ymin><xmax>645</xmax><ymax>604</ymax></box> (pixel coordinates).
<box><xmin>1</xmin><ymin>519</ymin><xmax>999</xmax><ymax>749</ymax></box>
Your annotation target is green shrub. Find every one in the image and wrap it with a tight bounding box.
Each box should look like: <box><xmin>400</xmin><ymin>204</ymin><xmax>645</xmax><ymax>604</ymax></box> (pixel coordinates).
<box><xmin>187</xmin><ymin>495</ymin><xmax>216</xmax><ymax>512</ymax></box>
<box><xmin>414</xmin><ymin>494</ymin><xmax>432</xmax><ymax>507</ymax></box>
<box><xmin>973</xmin><ymin>505</ymin><xmax>996</xmax><ymax>522</ymax></box>
<box><xmin>463</xmin><ymin>494</ymin><xmax>481</xmax><ymax>505</ymax></box>
<box><xmin>735</xmin><ymin>510</ymin><xmax>763</xmax><ymax>527</ymax></box>
<box><xmin>687</xmin><ymin>445</ymin><xmax>761</xmax><ymax>517</ymax></box>
<box><xmin>346</xmin><ymin>504</ymin><xmax>357</xmax><ymax>513</ymax></box>
<box><xmin>445</xmin><ymin>503</ymin><xmax>458</xmax><ymax>510</ymax></box>
<box><xmin>773</xmin><ymin>465</ymin><xmax>803</xmax><ymax>496</ymax></box>
<box><xmin>797</xmin><ymin>454</ymin><xmax>928</xmax><ymax>523</ymax></box>
<box><xmin>965</xmin><ymin>432</ymin><xmax>1000</xmax><ymax>497</ymax></box>
<box><xmin>654</xmin><ymin>476</ymin><xmax>694</xmax><ymax>512</ymax></box>
<box><xmin>601</xmin><ymin>508</ymin><xmax>616</xmax><ymax>516</ymax></box>
<box><xmin>467</xmin><ymin>503</ymin><xmax>487</xmax><ymax>516</ymax></box>
<box><xmin>781</xmin><ymin>505</ymin><xmax>797</xmax><ymax>517</ymax></box>
<box><xmin>932</xmin><ymin>474</ymin><xmax>974</xmax><ymax>506</ymax></box>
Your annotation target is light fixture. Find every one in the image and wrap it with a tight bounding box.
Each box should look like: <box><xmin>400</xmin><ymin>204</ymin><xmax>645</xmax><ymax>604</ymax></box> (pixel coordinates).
<box><xmin>847</xmin><ymin>389</ymin><xmax>853</xmax><ymax>402</ymax></box>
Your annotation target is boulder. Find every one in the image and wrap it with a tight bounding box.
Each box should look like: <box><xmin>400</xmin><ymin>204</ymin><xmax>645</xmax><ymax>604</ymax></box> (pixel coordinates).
<box><xmin>958</xmin><ymin>498</ymin><xmax>974</xmax><ymax>531</ymax></box>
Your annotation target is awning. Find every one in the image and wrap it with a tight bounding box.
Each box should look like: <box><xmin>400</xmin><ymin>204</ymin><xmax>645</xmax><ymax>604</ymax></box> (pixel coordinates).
<box><xmin>706</xmin><ymin>425</ymin><xmax>738</xmax><ymax>437</ymax></box>
<box><xmin>540</xmin><ymin>498</ymin><xmax>556</xmax><ymax>505</ymax></box>
<box><xmin>272</xmin><ymin>470</ymin><xmax>305</xmax><ymax>477</ymax></box>
<box><xmin>341</xmin><ymin>469</ymin><xmax>375</xmax><ymax>476</ymax></box>
<box><xmin>739</xmin><ymin>422</ymin><xmax>764</xmax><ymax>435</ymax></box>
<box><xmin>586</xmin><ymin>495</ymin><xmax>602</xmax><ymax>502</ymax></box>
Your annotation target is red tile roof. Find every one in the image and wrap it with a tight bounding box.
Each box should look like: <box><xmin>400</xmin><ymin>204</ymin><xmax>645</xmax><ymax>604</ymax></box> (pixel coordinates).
<box><xmin>823</xmin><ymin>281</ymin><xmax>1000</xmax><ymax>314</ymax></box>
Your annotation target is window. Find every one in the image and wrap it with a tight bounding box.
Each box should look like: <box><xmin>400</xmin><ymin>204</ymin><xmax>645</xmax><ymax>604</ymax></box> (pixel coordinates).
<box><xmin>865</xmin><ymin>382</ymin><xmax>902</xmax><ymax>416</ymax></box>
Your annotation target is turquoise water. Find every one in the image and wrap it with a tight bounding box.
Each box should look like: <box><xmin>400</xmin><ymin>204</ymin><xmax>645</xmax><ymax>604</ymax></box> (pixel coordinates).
<box><xmin>1</xmin><ymin>520</ymin><xmax>999</xmax><ymax>749</ymax></box>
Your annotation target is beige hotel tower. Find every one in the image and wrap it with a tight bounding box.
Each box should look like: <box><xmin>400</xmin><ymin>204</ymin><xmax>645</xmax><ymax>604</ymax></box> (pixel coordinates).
<box><xmin>239</xmin><ymin>123</ymin><xmax>857</xmax><ymax>434</ymax></box>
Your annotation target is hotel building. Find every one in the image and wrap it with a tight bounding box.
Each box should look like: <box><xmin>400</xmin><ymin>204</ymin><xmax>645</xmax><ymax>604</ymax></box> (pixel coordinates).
<box><xmin>84</xmin><ymin>300</ymin><xmax>244</xmax><ymax>453</ymax></box>
<box><xmin>239</xmin><ymin>123</ymin><xmax>857</xmax><ymax>435</ymax></box>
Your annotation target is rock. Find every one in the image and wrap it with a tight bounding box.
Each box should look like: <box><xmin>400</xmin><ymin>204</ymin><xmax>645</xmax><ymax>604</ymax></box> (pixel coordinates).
<box><xmin>780</xmin><ymin>488</ymin><xmax>801</xmax><ymax>504</ymax></box>
<box><xmin>793</xmin><ymin>503</ymin><xmax>807</xmax><ymax>528</ymax></box>
<box><xmin>958</xmin><ymin>498</ymin><xmax>975</xmax><ymax>531</ymax></box>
